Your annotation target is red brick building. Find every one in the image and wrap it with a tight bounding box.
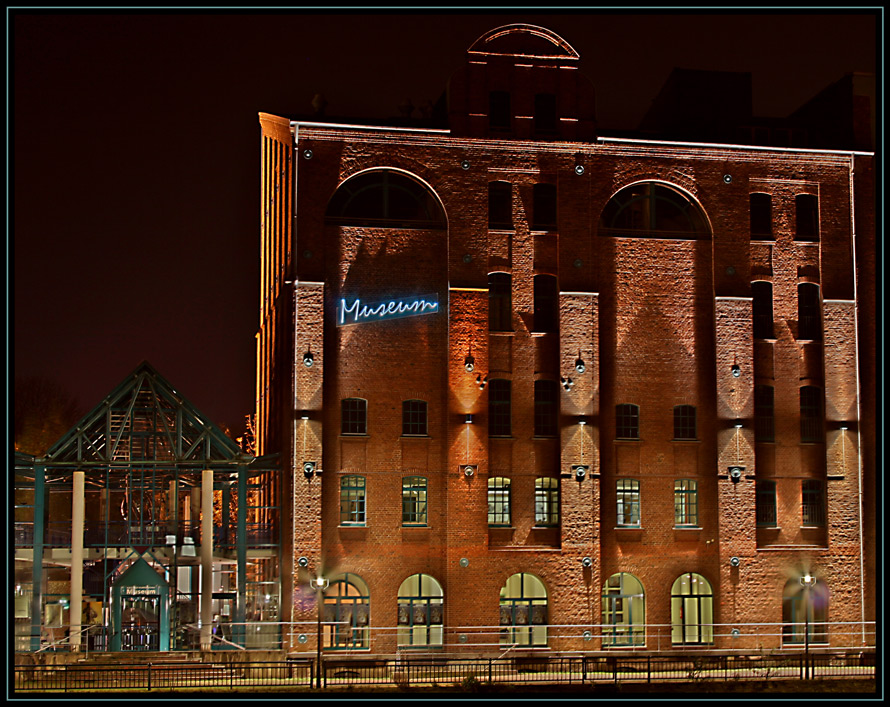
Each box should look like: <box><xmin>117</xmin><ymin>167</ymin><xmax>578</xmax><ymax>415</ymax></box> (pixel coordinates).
<box><xmin>256</xmin><ymin>24</ymin><xmax>875</xmax><ymax>656</ymax></box>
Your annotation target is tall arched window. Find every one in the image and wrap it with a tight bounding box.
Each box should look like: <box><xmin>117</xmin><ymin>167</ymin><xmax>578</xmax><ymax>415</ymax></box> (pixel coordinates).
<box><xmin>752</xmin><ymin>281</ymin><xmax>774</xmax><ymax>340</ymax></box>
<box><xmin>488</xmin><ymin>272</ymin><xmax>512</xmax><ymax>332</ymax></box>
<box><xmin>488</xmin><ymin>379</ymin><xmax>512</xmax><ymax>437</ymax></box>
<box><xmin>325</xmin><ymin>170</ymin><xmax>445</xmax><ymax>229</ymax></box>
<box><xmin>749</xmin><ymin>193</ymin><xmax>773</xmax><ymax>239</ymax></box>
<box><xmin>499</xmin><ymin>573</ymin><xmax>548</xmax><ymax>646</ymax></box>
<box><xmin>599</xmin><ymin>183</ymin><xmax>710</xmax><ymax>240</ymax></box>
<box><xmin>533</xmin><ymin>274</ymin><xmax>559</xmax><ymax>332</ymax></box>
<box><xmin>323</xmin><ymin>574</ymin><xmax>371</xmax><ymax>649</ymax></box>
<box><xmin>602</xmin><ymin>572</ymin><xmax>646</xmax><ymax>646</ymax></box>
<box><xmin>798</xmin><ymin>283</ymin><xmax>822</xmax><ymax>341</ymax></box>
<box><xmin>671</xmin><ymin>573</ymin><xmax>714</xmax><ymax>645</ymax></box>
<box><xmin>397</xmin><ymin>574</ymin><xmax>444</xmax><ymax>647</ymax></box>
<box><xmin>782</xmin><ymin>577</ymin><xmax>829</xmax><ymax>645</ymax></box>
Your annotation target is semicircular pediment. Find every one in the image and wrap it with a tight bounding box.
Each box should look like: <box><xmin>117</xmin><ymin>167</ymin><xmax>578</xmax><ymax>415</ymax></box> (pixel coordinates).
<box><xmin>468</xmin><ymin>24</ymin><xmax>579</xmax><ymax>60</ymax></box>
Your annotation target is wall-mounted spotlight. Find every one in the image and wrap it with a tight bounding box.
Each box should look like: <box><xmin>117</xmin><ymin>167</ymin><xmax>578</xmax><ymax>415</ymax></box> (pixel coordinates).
<box><xmin>302</xmin><ymin>461</ymin><xmax>318</xmax><ymax>478</ymax></box>
<box><xmin>461</xmin><ymin>159</ymin><xmax>470</xmax><ymax>170</ymax></box>
<box><xmin>729</xmin><ymin>466</ymin><xmax>744</xmax><ymax>482</ymax></box>
<box><xmin>839</xmin><ymin>424</ymin><xmax>848</xmax><ymax>431</ymax></box>
<box><xmin>574</xmin><ymin>164</ymin><xmax>585</xmax><ymax>176</ymax></box>
<box><xmin>297</xmin><ymin>556</ymin><xmax>309</xmax><ymax>568</ymax></box>
<box><xmin>465</xmin><ymin>414</ymin><xmax>474</xmax><ymax>425</ymax></box>
<box><xmin>303</xmin><ymin>148</ymin><xmax>313</xmax><ymax>160</ymax></box>
<box><xmin>561</xmin><ymin>376</ymin><xmax>574</xmax><ymax>391</ymax></box>
<box><xmin>581</xmin><ymin>556</ymin><xmax>593</xmax><ymax>568</ymax></box>
<box><xmin>734</xmin><ymin>421</ymin><xmax>743</xmax><ymax>429</ymax></box>
<box><xmin>302</xmin><ymin>350</ymin><xmax>314</xmax><ymax>367</ymax></box>
<box><xmin>723</xmin><ymin>174</ymin><xmax>733</xmax><ymax>184</ymax></box>
<box><xmin>464</xmin><ymin>354</ymin><xmax>475</xmax><ymax>372</ymax></box>
<box><xmin>578</xmin><ymin>417</ymin><xmax>587</xmax><ymax>426</ymax></box>
<box><xmin>463</xmin><ymin>465</ymin><xmax>476</xmax><ymax>477</ymax></box>
<box><xmin>476</xmin><ymin>374</ymin><xmax>488</xmax><ymax>390</ymax></box>
<box><xmin>729</xmin><ymin>556</ymin><xmax>741</xmax><ymax>567</ymax></box>
<box><xmin>572</xmin><ymin>464</ymin><xmax>588</xmax><ymax>481</ymax></box>
<box><xmin>575</xmin><ymin>357</ymin><xmax>586</xmax><ymax>374</ymax></box>
<box><xmin>731</xmin><ymin>364</ymin><xmax>741</xmax><ymax>378</ymax></box>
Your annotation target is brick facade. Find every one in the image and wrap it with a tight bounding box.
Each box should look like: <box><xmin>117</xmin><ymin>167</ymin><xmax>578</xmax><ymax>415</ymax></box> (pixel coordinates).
<box><xmin>257</xmin><ymin>24</ymin><xmax>875</xmax><ymax>656</ymax></box>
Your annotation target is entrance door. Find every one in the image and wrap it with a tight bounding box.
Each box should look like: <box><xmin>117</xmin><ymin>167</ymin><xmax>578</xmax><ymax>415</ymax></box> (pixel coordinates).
<box><xmin>120</xmin><ymin>594</ymin><xmax>160</xmax><ymax>651</ymax></box>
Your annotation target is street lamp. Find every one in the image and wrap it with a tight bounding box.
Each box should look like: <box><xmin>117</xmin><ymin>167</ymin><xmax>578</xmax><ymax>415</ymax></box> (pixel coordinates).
<box><xmin>315</xmin><ymin>576</ymin><xmax>329</xmax><ymax>689</ymax></box>
<box><xmin>800</xmin><ymin>574</ymin><xmax>817</xmax><ymax>679</ymax></box>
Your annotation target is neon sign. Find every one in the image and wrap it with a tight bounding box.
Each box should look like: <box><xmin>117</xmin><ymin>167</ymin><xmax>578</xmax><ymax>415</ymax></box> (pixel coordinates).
<box><xmin>337</xmin><ymin>294</ymin><xmax>439</xmax><ymax>326</ymax></box>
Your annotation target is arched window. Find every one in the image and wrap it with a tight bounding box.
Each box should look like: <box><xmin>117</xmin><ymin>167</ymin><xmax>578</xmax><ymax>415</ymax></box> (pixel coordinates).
<box><xmin>487</xmin><ymin>477</ymin><xmax>511</xmax><ymax>526</ymax></box>
<box><xmin>532</xmin><ymin>183</ymin><xmax>557</xmax><ymax>229</ymax></box>
<box><xmin>798</xmin><ymin>283</ymin><xmax>822</xmax><ymax>341</ymax></box>
<box><xmin>599</xmin><ymin>183</ymin><xmax>710</xmax><ymax>240</ymax></box>
<box><xmin>499</xmin><ymin>573</ymin><xmax>548</xmax><ymax>646</ymax></box>
<box><xmin>341</xmin><ymin>398</ymin><xmax>367</xmax><ymax>435</ymax></box>
<box><xmin>752</xmin><ymin>281</ymin><xmax>774</xmax><ymax>340</ymax></box>
<box><xmin>749</xmin><ymin>193</ymin><xmax>773</xmax><ymax>239</ymax></box>
<box><xmin>602</xmin><ymin>572</ymin><xmax>646</xmax><ymax>646</ymax></box>
<box><xmin>795</xmin><ymin>194</ymin><xmax>819</xmax><ymax>241</ymax></box>
<box><xmin>488</xmin><ymin>272</ymin><xmax>512</xmax><ymax>332</ymax></box>
<box><xmin>488</xmin><ymin>181</ymin><xmax>513</xmax><ymax>229</ymax></box>
<box><xmin>534</xmin><ymin>477</ymin><xmax>559</xmax><ymax>526</ymax></box>
<box><xmin>782</xmin><ymin>577</ymin><xmax>828</xmax><ymax>645</ymax></box>
<box><xmin>533</xmin><ymin>274</ymin><xmax>559</xmax><ymax>332</ymax></box>
<box><xmin>671</xmin><ymin>573</ymin><xmax>714</xmax><ymax>645</ymax></box>
<box><xmin>397</xmin><ymin>574</ymin><xmax>443</xmax><ymax>647</ymax></box>
<box><xmin>323</xmin><ymin>574</ymin><xmax>370</xmax><ymax>649</ymax></box>
<box><xmin>325</xmin><ymin>170</ymin><xmax>445</xmax><ymax>229</ymax></box>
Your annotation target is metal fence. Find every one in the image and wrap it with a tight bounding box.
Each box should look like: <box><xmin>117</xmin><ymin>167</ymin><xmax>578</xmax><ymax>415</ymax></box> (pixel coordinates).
<box><xmin>14</xmin><ymin>650</ymin><xmax>874</xmax><ymax>692</ymax></box>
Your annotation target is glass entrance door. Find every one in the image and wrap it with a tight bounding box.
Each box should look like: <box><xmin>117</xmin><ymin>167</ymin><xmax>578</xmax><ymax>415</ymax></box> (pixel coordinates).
<box><xmin>120</xmin><ymin>595</ymin><xmax>160</xmax><ymax>651</ymax></box>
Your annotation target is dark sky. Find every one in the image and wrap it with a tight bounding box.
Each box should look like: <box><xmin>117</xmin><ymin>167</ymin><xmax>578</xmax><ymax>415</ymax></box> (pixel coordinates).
<box><xmin>11</xmin><ymin>10</ymin><xmax>879</xmax><ymax>434</ymax></box>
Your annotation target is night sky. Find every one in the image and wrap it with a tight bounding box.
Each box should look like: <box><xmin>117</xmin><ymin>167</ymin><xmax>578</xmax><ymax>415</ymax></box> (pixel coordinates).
<box><xmin>11</xmin><ymin>10</ymin><xmax>879</xmax><ymax>435</ymax></box>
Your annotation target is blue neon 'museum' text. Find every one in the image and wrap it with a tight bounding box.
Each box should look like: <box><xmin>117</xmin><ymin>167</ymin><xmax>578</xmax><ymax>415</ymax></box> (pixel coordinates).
<box><xmin>337</xmin><ymin>294</ymin><xmax>439</xmax><ymax>326</ymax></box>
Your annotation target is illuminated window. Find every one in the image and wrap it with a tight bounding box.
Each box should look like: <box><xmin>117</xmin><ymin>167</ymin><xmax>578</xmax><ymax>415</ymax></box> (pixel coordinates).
<box><xmin>487</xmin><ymin>477</ymin><xmax>511</xmax><ymax>526</ymax></box>
<box><xmin>339</xmin><ymin>476</ymin><xmax>366</xmax><ymax>525</ymax></box>
<box><xmin>800</xmin><ymin>386</ymin><xmax>823</xmax><ymax>443</ymax></box>
<box><xmin>602</xmin><ymin>573</ymin><xmax>645</xmax><ymax>647</ymax></box>
<box><xmin>325</xmin><ymin>169</ymin><xmax>445</xmax><ymax>229</ymax></box>
<box><xmin>533</xmin><ymin>274</ymin><xmax>559</xmax><ymax>333</ymax></box>
<box><xmin>616</xmin><ymin>479</ymin><xmax>641</xmax><ymax>527</ymax></box>
<box><xmin>782</xmin><ymin>578</ymin><xmax>828</xmax><ymax>645</ymax></box>
<box><xmin>534</xmin><ymin>477</ymin><xmax>559</xmax><ymax>527</ymax></box>
<box><xmin>532</xmin><ymin>183</ymin><xmax>557</xmax><ymax>230</ymax></box>
<box><xmin>599</xmin><ymin>183</ymin><xmax>710</xmax><ymax>240</ymax></box>
<box><xmin>488</xmin><ymin>379</ymin><xmax>512</xmax><ymax>436</ymax></box>
<box><xmin>534</xmin><ymin>380</ymin><xmax>559</xmax><ymax>437</ymax></box>
<box><xmin>749</xmin><ymin>193</ymin><xmax>772</xmax><ymax>239</ymax></box>
<box><xmin>489</xmin><ymin>181</ymin><xmax>513</xmax><ymax>229</ymax></box>
<box><xmin>397</xmin><ymin>574</ymin><xmax>443</xmax><ymax>647</ymax></box>
<box><xmin>616</xmin><ymin>404</ymin><xmax>639</xmax><ymax>439</ymax></box>
<box><xmin>752</xmin><ymin>281</ymin><xmax>774</xmax><ymax>339</ymax></box>
<box><xmin>756</xmin><ymin>480</ymin><xmax>777</xmax><ymax>526</ymax></box>
<box><xmin>798</xmin><ymin>283</ymin><xmax>822</xmax><ymax>341</ymax></box>
<box><xmin>401</xmin><ymin>476</ymin><xmax>427</xmax><ymax>525</ymax></box>
<box><xmin>754</xmin><ymin>385</ymin><xmax>775</xmax><ymax>442</ymax></box>
<box><xmin>534</xmin><ymin>93</ymin><xmax>557</xmax><ymax>134</ymax></box>
<box><xmin>673</xmin><ymin>405</ymin><xmax>697</xmax><ymax>440</ymax></box>
<box><xmin>499</xmin><ymin>573</ymin><xmax>548</xmax><ymax>646</ymax></box>
<box><xmin>341</xmin><ymin>398</ymin><xmax>367</xmax><ymax>435</ymax></box>
<box><xmin>322</xmin><ymin>574</ymin><xmax>370</xmax><ymax>649</ymax></box>
<box><xmin>802</xmin><ymin>480</ymin><xmax>825</xmax><ymax>526</ymax></box>
<box><xmin>489</xmin><ymin>90</ymin><xmax>511</xmax><ymax>130</ymax></box>
<box><xmin>402</xmin><ymin>400</ymin><xmax>427</xmax><ymax>436</ymax></box>
<box><xmin>795</xmin><ymin>194</ymin><xmax>819</xmax><ymax>241</ymax></box>
<box><xmin>673</xmin><ymin>480</ymin><xmax>698</xmax><ymax>527</ymax></box>
<box><xmin>488</xmin><ymin>272</ymin><xmax>512</xmax><ymax>331</ymax></box>
<box><xmin>671</xmin><ymin>573</ymin><xmax>714</xmax><ymax>645</ymax></box>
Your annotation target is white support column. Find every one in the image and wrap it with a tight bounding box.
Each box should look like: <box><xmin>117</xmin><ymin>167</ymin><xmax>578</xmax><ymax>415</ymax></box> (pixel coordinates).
<box><xmin>70</xmin><ymin>471</ymin><xmax>85</xmax><ymax>652</ymax></box>
<box><xmin>200</xmin><ymin>469</ymin><xmax>214</xmax><ymax>650</ymax></box>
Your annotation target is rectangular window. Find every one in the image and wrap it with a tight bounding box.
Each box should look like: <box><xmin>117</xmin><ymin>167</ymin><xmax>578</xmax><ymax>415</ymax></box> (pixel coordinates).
<box><xmin>534</xmin><ymin>478</ymin><xmax>559</xmax><ymax>526</ymax></box>
<box><xmin>673</xmin><ymin>480</ymin><xmax>698</xmax><ymax>527</ymax></box>
<box><xmin>616</xmin><ymin>479</ymin><xmax>641</xmax><ymax>527</ymax></box>
<box><xmin>616</xmin><ymin>404</ymin><xmax>639</xmax><ymax>440</ymax></box>
<box><xmin>750</xmin><ymin>193</ymin><xmax>773</xmax><ymax>239</ymax></box>
<box><xmin>533</xmin><ymin>275</ymin><xmax>559</xmax><ymax>332</ymax></box>
<box><xmin>487</xmin><ymin>477</ymin><xmax>511</xmax><ymax>526</ymax></box>
<box><xmin>489</xmin><ymin>91</ymin><xmax>511</xmax><ymax>130</ymax></box>
<box><xmin>756</xmin><ymin>480</ymin><xmax>777</xmax><ymax>527</ymax></box>
<box><xmin>752</xmin><ymin>281</ymin><xmax>774</xmax><ymax>340</ymax></box>
<box><xmin>802</xmin><ymin>480</ymin><xmax>825</xmax><ymax>526</ymax></box>
<box><xmin>341</xmin><ymin>398</ymin><xmax>367</xmax><ymax>435</ymax></box>
<box><xmin>340</xmin><ymin>476</ymin><xmax>366</xmax><ymax>525</ymax></box>
<box><xmin>754</xmin><ymin>385</ymin><xmax>775</xmax><ymax>442</ymax></box>
<box><xmin>534</xmin><ymin>380</ymin><xmax>559</xmax><ymax>436</ymax></box>
<box><xmin>401</xmin><ymin>477</ymin><xmax>428</xmax><ymax>525</ymax></box>
<box><xmin>800</xmin><ymin>386</ymin><xmax>823</xmax><ymax>443</ymax></box>
<box><xmin>402</xmin><ymin>400</ymin><xmax>428</xmax><ymax>436</ymax></box>
<box><xmin>532</xmin><ymin>183</ymin><xmax>557</xmax><ymax>230</ymax></box>
<box><xmin>797</xmin><ymin>283</ymin><xmax>822</xmax><ymax>341</ymax></box>
<box><xmin>673</xmin><ymin>405</ymin><xmax>697</xmax><ymax>440</ymax></box>
<box><xmin>488</xmin><ymin>379</ymin><xmax>512</xmax><ymax>437</ymax></box>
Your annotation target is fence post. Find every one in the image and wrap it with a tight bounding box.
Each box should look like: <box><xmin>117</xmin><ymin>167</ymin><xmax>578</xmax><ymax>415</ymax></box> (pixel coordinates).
<box><xmin>488</xmin><ymin>658</ymin><xmax>492</xmax><ymax>685</ymax></box>
<box><xmin>147</xmin><ymin>662</ymin><xmax>151</xmax><ymax>692</ymax></box>
<box><xmin>647</xmin><ymin>655</ymin><xmax>651</xmax><ymax>683</ymax></box>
